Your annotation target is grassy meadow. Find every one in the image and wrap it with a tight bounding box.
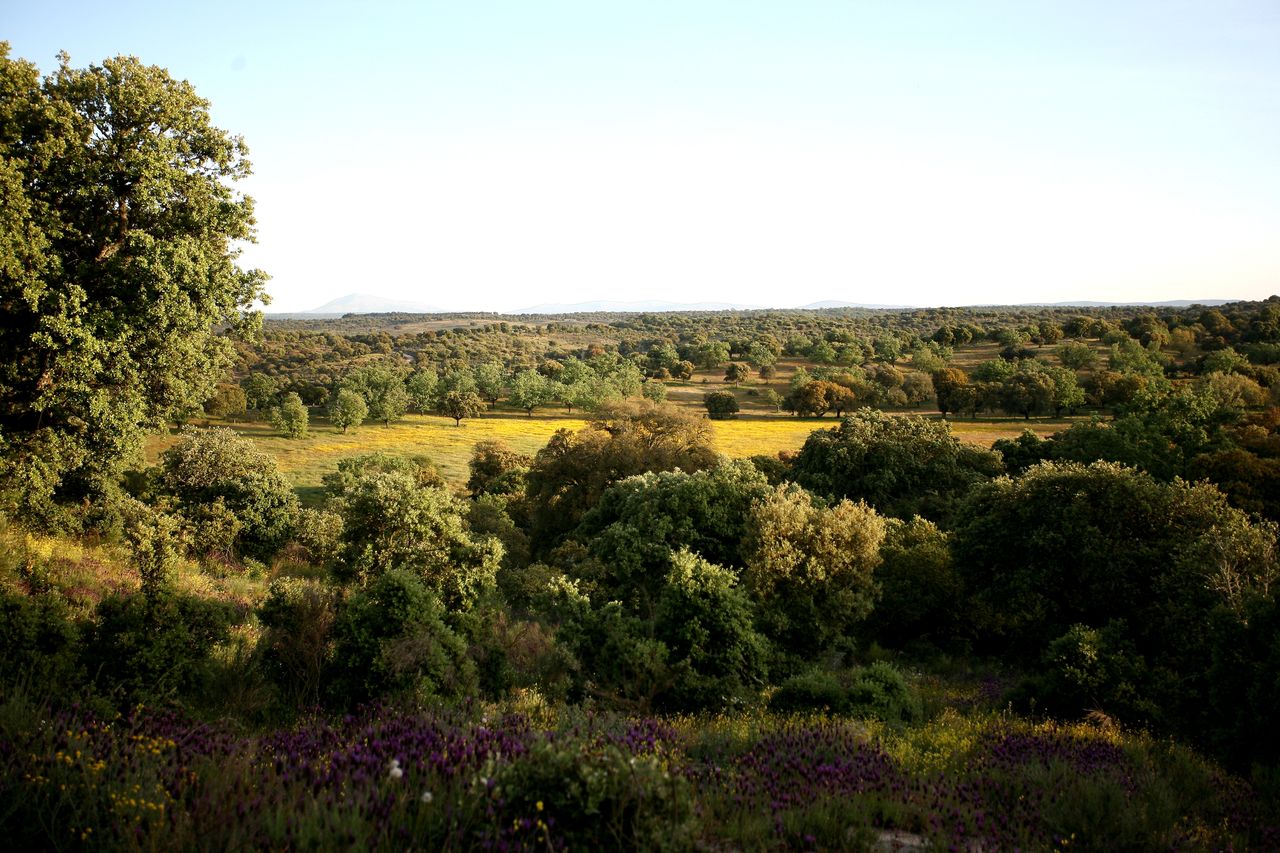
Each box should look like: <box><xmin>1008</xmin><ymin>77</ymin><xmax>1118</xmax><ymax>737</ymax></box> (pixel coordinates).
<box><xmin>146</xmin><ymin>410</ymin><xmax>1074</xmax><ymax>500</ymax></box>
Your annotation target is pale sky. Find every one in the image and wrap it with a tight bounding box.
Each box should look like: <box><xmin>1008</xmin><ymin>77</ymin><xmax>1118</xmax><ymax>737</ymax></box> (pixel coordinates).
<box><xmin>6</xmin><ymin>1</ymin><xmax>1280</xmax><ymax>311</ymax></box>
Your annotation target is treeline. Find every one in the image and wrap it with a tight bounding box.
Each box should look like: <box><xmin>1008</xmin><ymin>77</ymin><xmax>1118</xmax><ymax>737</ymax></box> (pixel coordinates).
<box><xmin>227</xmin><ymin>300</ymin><xmax>1280</xmax><ymax>427</ymax></box>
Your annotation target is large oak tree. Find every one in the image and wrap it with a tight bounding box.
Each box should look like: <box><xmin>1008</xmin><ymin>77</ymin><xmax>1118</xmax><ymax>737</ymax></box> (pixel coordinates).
<box><xmin>0</xmin><ymin>46</ymin><xmax>267</xmax><ymax>518</ymax></box>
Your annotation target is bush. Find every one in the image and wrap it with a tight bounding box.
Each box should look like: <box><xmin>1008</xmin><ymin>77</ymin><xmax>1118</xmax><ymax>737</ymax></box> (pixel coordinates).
<box><xmin>703</xmin><ymin>390</ymin><xmax>739</xmax><ymax>419</ymax></box>
<box><xmin>160</xmin><ymin>427</ymin><xmax>299</xmax><ymax>560</ymax></box>
<box><xmin>258</xmin><ymin>577</ymin><xmax>337</xmax><ymax>707</ymax></box>
<box><xmin>846</xmin><ymin>661</ymin><xmax>922</xmax><ymax>723</ymax></box>
<box><xmin>1024</xmin><ymin>622</ymin><xmax>1158</xmax><ymax>727</ymax></box>
<box><xmin>653</xmin><ymin>549</ymin><xmax>769</xmax><ymax>711</ymax></box>
<box><xmin>85</xmin><ymin>592</ymin><xmax>235</xmax><ymax>701</ymax></box>
<box><xmin>865</xmin><ymin>517</ymin><xmax>963</xmax><ymax>650</ymax></box>
<box><xmin>331</xmin><ymin>468</ymin><xmax>502</xmax><ymax>609</ymax></box>
<box><xmin>790</xmin><ymin>409</ymin><xmax>1002</xmax><ymax>523</ymax></box>
<box><xmin>291</xmin><ymin>507</ymin><xmax>343</xmax><ymax>565</ymax></box>
<box><xmin>488</xmin><ymin>734</ymin><xmax>695</xmax><ymax>851</ymax></box>
<box><xmin>0</xmin><ymin>590</ymin><xmax>81</xmax><ymax>687</ymax></box>
<box><xmin>327</xmin><ymin>569</ymin><xmax>476</xmax><ymax>708</ymax></box>
<box><xmin>770</xmin><ymin>670</ymin><xmax>848</xmax><ymax>713</ymax></box>
<box><xmin>770</xmin><ymin>663</ymin><xmax>920</xmax><ymax>723</ymax></box>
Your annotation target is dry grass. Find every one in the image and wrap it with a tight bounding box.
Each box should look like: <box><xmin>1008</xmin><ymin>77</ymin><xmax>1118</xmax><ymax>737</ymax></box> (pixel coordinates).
<box><xmin>0</xmin><ymin>523</ymin><xmax>270</xmax><ymax>617</ymax></box>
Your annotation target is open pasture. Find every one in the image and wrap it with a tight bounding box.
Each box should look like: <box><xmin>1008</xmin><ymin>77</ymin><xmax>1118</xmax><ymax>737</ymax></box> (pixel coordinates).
<box><xmin>147</xmin><ymin>411</ymin><xmax>1073</xmax><ymax>498</ymax></box>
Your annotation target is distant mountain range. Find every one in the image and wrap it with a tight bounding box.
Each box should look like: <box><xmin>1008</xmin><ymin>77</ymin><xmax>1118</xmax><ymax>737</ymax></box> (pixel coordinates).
<box><xmin>282</xmin><ymin>293</ymin><xmax>1243</xmax><ymax>316</ymax></box>
<box><xmin>514</xmin><ymin>299</ymin><xmax>763</xmax><ymax>313</ymax></box>
<box><xmin>798</xmin><ymin>300</ymin><xmax>916</xmax><ymax>310</ymax></box>
<box><xmin>1018</xmin><ymin>299</ymin><xmax>1237</xmax><ymax>308</ymax></box>
<box><xmin>301</xmin><ymin>293</ymin><xmax>443</xmax><ymax>314</ymax></box>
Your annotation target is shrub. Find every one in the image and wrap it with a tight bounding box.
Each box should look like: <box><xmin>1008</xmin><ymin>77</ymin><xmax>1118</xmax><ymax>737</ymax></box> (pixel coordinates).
<box><xmin>703</xmin><ymin>390</ymin><xmax>739</xmax><ymax>419</ymax></box>
<box><xmin>488</xmin><ymin>735</ymin><xmax>695</xmax><ymax>851</ymax></box>
<box><xmin>258</xmin><ymin>577</ymin><xmax>337</xmax><ymax>707</ymax></box>
<box><xmin>865</xmin><ymin>517</ymin><xmax>963</xmax><ymax>650</ymax></box>
<box><xmin>847</xmin><ymin>661</ymin><xmax>922</xmax><ymax>723</ymax></box>
<box><xmin>770</xmin><ymin>670</ymin><xmax>849</xmax><ymax>713</ymax></box>
<box><xmin>0</xmin><ymin>590</ymin><xmax>81</xmax><ymax>687</ymax></box>
<box><xmin>160</xmin><ymin>427</ymin><xmax>299</xmax><ymax>560</ymax></box>
<box><xmin>653</xmin><ymin>549</ymin><xmax>769</xmax><ymax>711</ymax></box>
<box><xmin>327</xmin><ymin>569</ymin><xmax>476</xmax><ymax>707</ymax></box>
<box><xmin>290</xmin><ymin>507</ymin><xmax>343</xmax><ymax>565</ymax></box>
<box><xmin>790</xmin><ymin>409</ymin><xmax>1002</xmax><ymax>522</ymax></box>
<box><xmin>770</xmin><ymin>663</ymin><xmax>920</xmax><ymax>723</ymax></box>
<box><xmin>331</xmin><ymin>469</ymin><xmax>502</xmax><ymax>609</ymax></box>
<box><xmin>85</xmin><ymin>592</ymin><xmax>234</xmax><ymax>701</ymax></box>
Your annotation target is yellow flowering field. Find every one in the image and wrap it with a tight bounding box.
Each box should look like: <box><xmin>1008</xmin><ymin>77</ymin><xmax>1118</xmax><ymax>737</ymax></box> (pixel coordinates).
<box><xmin>145</xmin><ymin>411</ymin><xmax>1072</xmax><ymax>496</ymax></box>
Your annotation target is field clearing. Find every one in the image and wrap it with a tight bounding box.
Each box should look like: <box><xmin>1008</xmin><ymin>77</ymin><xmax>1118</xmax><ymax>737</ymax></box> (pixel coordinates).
<box><xmin>146</xmin><ymin>410</ymin><xmax>1075</xmax><ymax>498</ymax></box>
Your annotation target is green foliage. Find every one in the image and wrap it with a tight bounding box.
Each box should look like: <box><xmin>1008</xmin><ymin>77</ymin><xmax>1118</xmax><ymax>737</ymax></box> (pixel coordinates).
<box><xmin>954</xmin><ymin>461</ymin><xmax>1279</xmax><ymax>739</ymax></box>
<box><xmin>790</xmin><ymin>409</ymin><xmax>1002</xmax><ymax>522</ymax></box>
<box><xmin>743</xmin><ymin>485</ymin><xmax>884</xmax><ymax>662</ymax></box>
<box><xmin>1028</xmin><ymin>622</ymin><xmax>1158</xmax><ymax>725</ymax></box>
<box><xmin>641</xmin><ymin>379</ymin><xmax>668</xmax><ymax>404</ymax></box>
<box><xmin>291</xmin><ymin>506</ymin><xmax>343</xmax><ymax>565</ymax></box>
<box><xmin>550</xmin><ymin>543</ymin><xmax>769</xmax><ymax>711</ymax></box>
<box><xmin>768</xmin><ymin>670</ymin><xmax>847</xmax><ymax>713</ymax></box>
<box><xmin>544</xmin><ymin>577</ymin><xmax>672</xmax><ymax>708</ymax></box>
<box><xmin>865</xmin><ymin>517</ymin><xmax>963</xmax><ymax>650</ymax></box>
<box><xmin>703</xmin><ymin>390</ymin><xmax>739</xmax><ymax>419</ymax></box>
<box><xmin>122</xmin><ymin>500</ymin><xmax>181</xmax><ymax>599</ymax></box>
<box><xmin>241</xmin><ymin>374</ymin><xmax>279</xmax><ymax>412</ymax></box>
<box><xmin>510</xmin><ymin>368</ymin><xmax>553</xmax><ymax>415</ymax></box>
<box><xmin>258</xmin><ymin>577</ymin><xmax>337</xmax><ymax>707</ymax></box>
<box><xmin>1207</xmin><ymin>593</ymin><xmax>1280</xmax><ymax>769</ymax></box>
<box><xmin>327</xmin><ymin>388</ymin><xmax>368</xmax><ymax>433</ymax></box>
<box><xmin>473</xmin><ymin>360</ymin><xmax>507</xmax><ymax>407</ymax></box>
<box><xmin>331</xmin><ymin>467</ymin><xmax>501</xmax><ymax>609</ymax></box>
<box><xmin>521</xmin><ymin>402</ymin><xmax>721</xmax><ymax>552</ymax></box>
<box><xmin>437</xmin><ymin>389</ymin><xmax>485</xmax><ymax>425</ymax></box>
<box><xmin>1056</xmin><ymin>341</ymin><xmax>1098</xmax><ymax>370</ymax></box>
<box><xmin>85</xmin><ymin>591</ymin><xmax>234</xmax><ymax>701</ymax></box>
<box><xmin>770</xmin><ymin>662</ymin><xmax>920</xmax><ymax>723</ymax></box>
<box><xmin>997</xmin><ymin>362</ymin><xmax>1056</xmax><ymax>418</ymax></box>
<box><xmin>203</xmin><ymin>384</ymin><xmax>248</xmax><ymax>420</ymax></box>
<box><xmin>487</xmin><ymin>735</ymin><xmax>695</xmax><ymax>851</ymax></box>
<box><xmin>269</xmin><ymin>391</ymin><xmax>310</xmax><ymax>438</ymax></box>
<box><xmin>327</xmin><ymin>569</ymin><xmax>475</xmax><ymax>707</ymax></box>
<box><xmin>1201</xmin><ymin>347</ymin><xmax>1250</xmax><ymax>375</ymax></box>
<box><xmin>1108</xmin><ymin>338</ymin><xmax>1168</xmax><ymax>377</ymax></box>
<box><xmin>467</xmin><ymin>439</ymin><xmax>530</xmax><ymax>497</ymax></box>
<box><xmin>932</xmin><ymin>367</ymin><xmax>973</xmax><ymax>418</ymax></box>
<box><xmin>1002</xmin><ymin>386</ymin><xmax>1230</xmax><ymax>481</ymax></box>
<box><xmin>574</xmin><ymin>462</ymin><xmax>771</xmax><ymax>607</ymax></box>
<box><xmin>0</xmin><ymin>47</ymin><xmax>266</xmax><ymax>518</ymax></box>
<box><xmin>160</xmin><ymin>427</ymin><xmax>299</xmax><ymax>560</ymax></box>
<box><xmin>0</xmin><ymin>590</ymin><xmax>81</xmax><ymax>687</ymax></box>
<box><xmin>405</xmin><ymin>369</ymin><xmax>439</xmax><ymax>413</ymax></box>
<box><xmin>342</xmin><ymin>364</ymin><xmax>409</xmax><ymax>426</ymax></box>
<box><xmin>653</xmin><ymin>550</ymin><xmax>769</xmax><ymax>710</ymax></box>
<box><xmin>322</xmin><ymin>451</ymin><xmax>446</xmax><ymax>496</ymax></box>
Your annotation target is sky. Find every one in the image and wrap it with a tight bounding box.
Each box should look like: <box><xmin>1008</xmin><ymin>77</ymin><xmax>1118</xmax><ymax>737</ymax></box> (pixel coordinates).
<box><xmin>6</xmin><ymin>1</ymin><xmax>1280</xmax><ymax>312</ymax></box>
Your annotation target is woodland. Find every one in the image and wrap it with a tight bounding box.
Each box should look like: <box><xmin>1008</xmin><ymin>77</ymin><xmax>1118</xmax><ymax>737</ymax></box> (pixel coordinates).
<box><xmin>1</xmin><ymin>45</ymin><xmax>1279</xmax><ymax>850</ymax></box>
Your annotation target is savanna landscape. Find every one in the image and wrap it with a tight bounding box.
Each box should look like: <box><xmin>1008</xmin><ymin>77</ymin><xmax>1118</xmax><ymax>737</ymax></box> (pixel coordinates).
<box><xmin>4</xmin><ymin>21</ymin><xmax>1280</xmax><ymax>853</ymax></box>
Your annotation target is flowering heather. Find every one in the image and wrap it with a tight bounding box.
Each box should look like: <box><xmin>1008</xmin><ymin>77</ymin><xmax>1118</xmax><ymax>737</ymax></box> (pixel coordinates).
<box><xmin>1</xmin><ymin>698</ymin><xmax>1274</xmax><ymax>851</ymax></box>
